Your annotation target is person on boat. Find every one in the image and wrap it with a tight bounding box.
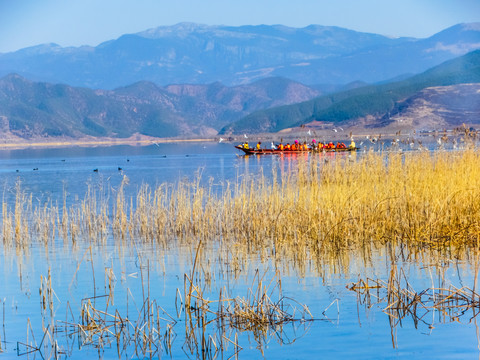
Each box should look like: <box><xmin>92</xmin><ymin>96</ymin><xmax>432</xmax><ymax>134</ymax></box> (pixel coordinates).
<box><xmin>285</xmin><ymin>143</ymin><xmax>291</xmax><ymax>150</ymax></box>
<box><xmin>277</xmin><ymin>143</ymin><xmax>284</xmax><ymax>151</ymax></box>
<box><xmin>291</xmin><ymin>140</ymin><xmax>298</xmax><ymax>151</ymax></box>
<box><xmin>303</xmin><ymin>141</ymin><xmax>309</xmax><ymax>151</ymax></box>
<box><xmin>311</xmin><ymin>139</ymin><xmax>317</xmax><ymax>150</ymax></box>
<box><xmin>349</xmin><ymin>140</ymin><xmax>356</xmax><ymax>149</ymax></box>
<box><xmin>244</xmin><ymin>142</ymin><xmax>249</xmax><ymax>149</ymax></box>
<box><xmin>296</xmin><ymin>140</ymin><xmax>301</xmax><ymax>150</ymax></box>
<box><xmin>327</xmin><ymin>142</ymin><xmax>334</xmax><ymax>149</ymax></box>
<box><xmin>256</xmin><ymin>142</ymin><xmax>262</xmax><ymax>150</ymax></box>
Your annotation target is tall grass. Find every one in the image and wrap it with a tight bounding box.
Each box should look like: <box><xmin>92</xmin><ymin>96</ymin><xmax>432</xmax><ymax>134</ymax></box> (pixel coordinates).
<box><xmin>3</xmin><ymin>149</ymin><xmax>480</xmax><ymax>271</ymax></box>
<box><xmin>348</xmin><ymin>259</ymin><xmax>480</xmax><ymax>348</ymax></box>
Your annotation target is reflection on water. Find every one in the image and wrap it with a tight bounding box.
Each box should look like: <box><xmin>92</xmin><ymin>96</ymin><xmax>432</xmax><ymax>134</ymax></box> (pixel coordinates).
<box><xmin>1</xmin><ymin>141</ymin><xmax>480</xmax><ymax>359</ymax></box>
<box><xmin>3</xmin><ymin>239</ymin><xmax>479</xmax><ymax>359</ymax></box>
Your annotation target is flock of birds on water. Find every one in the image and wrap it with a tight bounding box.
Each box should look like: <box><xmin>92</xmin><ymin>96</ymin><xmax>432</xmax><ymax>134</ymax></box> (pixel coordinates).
<box><xmin>13</xmin><ymin>127</ymin><xmax>477</xmax><ymax>174</ymax></box>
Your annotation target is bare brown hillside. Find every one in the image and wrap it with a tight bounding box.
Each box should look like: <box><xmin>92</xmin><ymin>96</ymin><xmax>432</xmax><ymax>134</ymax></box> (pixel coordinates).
<box><xmin>388</xmin><ymin>83</ymin><xmax>480</xmax><ymax>130</ymax></box>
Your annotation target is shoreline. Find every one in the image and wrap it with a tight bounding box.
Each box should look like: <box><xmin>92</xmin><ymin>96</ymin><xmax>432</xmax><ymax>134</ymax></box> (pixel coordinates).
<box><xmin>0</xmin><ymin>136</ymin><xmax>215</xmax><ymax>151</ymax></box>
<box><xmin>0</xmin><ymin>127</ymin><xmax>466</xmax><ymax>151</ymax></box>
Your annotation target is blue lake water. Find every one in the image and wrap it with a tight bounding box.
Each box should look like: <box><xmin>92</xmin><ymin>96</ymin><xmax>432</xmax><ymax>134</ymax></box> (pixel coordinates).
<box><xmin>0</xmin><ymin>141</ymin><xmax>479</xmax><ymax>359</ymax></box>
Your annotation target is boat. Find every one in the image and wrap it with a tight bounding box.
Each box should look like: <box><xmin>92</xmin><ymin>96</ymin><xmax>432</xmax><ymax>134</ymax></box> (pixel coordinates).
<box><xmin>234</xmin><ymin>145</ymin><xmax>359</xmax><ymax>155</ymax></box>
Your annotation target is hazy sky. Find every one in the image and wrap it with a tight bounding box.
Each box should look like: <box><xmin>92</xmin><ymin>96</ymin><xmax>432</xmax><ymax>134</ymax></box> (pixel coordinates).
<box><xmin>1</xmin><ymin>0</ymin><xmax>479</xmax><ymax>53</ymax></box>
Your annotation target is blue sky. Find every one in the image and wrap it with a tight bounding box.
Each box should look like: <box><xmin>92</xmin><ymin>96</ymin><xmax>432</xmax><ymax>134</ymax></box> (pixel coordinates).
<box><xmin>1</xmin><ymin>0</ymin><xmax>479</xmax><ymax>53</ymax></box>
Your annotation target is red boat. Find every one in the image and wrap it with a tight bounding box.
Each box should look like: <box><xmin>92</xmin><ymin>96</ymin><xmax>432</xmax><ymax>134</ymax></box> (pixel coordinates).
<box><xmin>235</xmin><ymin>145</ymin><xmax>359</xmax><ymax>155</ymax></box>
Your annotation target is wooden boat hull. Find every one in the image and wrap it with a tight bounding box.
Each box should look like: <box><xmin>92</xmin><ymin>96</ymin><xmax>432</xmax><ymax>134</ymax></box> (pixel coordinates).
<box><xmin>235</xmin><ymin>145</ymin><xmax>359</xmax><ymax>155</ymax></box>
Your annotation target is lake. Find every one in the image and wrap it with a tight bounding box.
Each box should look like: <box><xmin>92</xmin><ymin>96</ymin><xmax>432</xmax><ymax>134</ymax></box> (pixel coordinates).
<box><xmin>1</xmin><ymin>140</ymin><xmax>479</xmax><ymax>359</ymax></box>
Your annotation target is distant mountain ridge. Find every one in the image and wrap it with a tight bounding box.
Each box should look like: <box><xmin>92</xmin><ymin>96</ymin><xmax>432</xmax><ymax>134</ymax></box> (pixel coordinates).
<box><xmin>1</xmin><ymin>23</ymin><xmax>479</xmax><ymax>89</ymax></box>
<box><xmin>0</xmin><ymin>75</ymin><xmax>320</xmax><ymax>140</ymax></box>
<box><xmin>220</xmin><ymin>50</ymin><xmax>480</xmax><ymax>134</ymax></box>
<box><xmin>1</xmin><ymin>51</ymin><xmax>479</xmax><ymax>141</ymax></box>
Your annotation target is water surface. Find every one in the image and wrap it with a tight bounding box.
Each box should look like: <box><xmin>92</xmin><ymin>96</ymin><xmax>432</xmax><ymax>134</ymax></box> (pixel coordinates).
<box><xmin>0</xmin><ymin>141</ymin><xmax>478</xmax><ymax>359</ymax></box>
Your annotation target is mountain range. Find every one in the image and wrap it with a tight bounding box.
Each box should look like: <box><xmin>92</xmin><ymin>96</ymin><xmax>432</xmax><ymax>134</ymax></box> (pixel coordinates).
<box><xmin>220</xmin><ymin>50</ymin><xmax>480</xmax><ymax>134</ymax></box>
<box><xmin>1</xmin><ymin>23</ymin><xmax>480</xmax><ymax>89</ymax></box>
<box><xmin>0</xmin><ymin>75</ymin><xmax>321</xmax><ymax>140</ymax></box>
<box><xmin>0</xmin><ymin>23</ymin><xmax>480</xmax><ymax>141</ymax></box>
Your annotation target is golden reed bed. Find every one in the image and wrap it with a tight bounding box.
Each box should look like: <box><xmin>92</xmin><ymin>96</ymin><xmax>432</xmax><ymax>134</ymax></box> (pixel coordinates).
<box><xmin>3</xmin><ymin>149</ymin><xmax>480</xmax><ymax>270</ymax></box>
<box><xmin>5</xmin><ymin>148</ymin><xmax>480</xmax><ymax>358</ymax></box>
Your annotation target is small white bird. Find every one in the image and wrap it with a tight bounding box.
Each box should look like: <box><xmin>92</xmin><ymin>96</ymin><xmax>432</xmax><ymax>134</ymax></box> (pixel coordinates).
<box><xmin>219</xmin><ymin>137</ymin><xmax>225</xmax><ymax>143</ymax></box>
<box><xmin>307</xmin><ymin>129</ymin><xmax>312</xmax><ymax>135</ymax></box>
<box><xmin>339</xmin><ymin>127</ymin><xmax>344</xmax><ymax>131</ymax></box>
<box><xmin>244</xmin><ymin>134</ymin><xmax>248</xmax><ymax>138</ymax></box>
<box><xmin>271</xmin><ymin>142</ymin><xmax>276</xmax><ymax>149</ymax></box>
<box><xmin>332</xmin><ymin>129</ymin><xmax>337</xmax><ymax>132</ymax></box>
